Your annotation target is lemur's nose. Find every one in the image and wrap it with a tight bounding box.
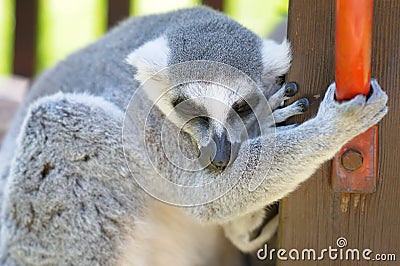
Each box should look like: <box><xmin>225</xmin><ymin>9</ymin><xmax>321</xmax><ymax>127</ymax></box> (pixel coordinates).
<box><xmin>210</xmin><ymin>131</ymin><xmax>231</xmax><ymax>171</ymax></box>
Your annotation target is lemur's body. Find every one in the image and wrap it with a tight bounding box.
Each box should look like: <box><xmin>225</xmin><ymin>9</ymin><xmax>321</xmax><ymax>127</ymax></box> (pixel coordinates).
<box><xmin>0</xmin><ymin>7</ymin><xmax>387</xmax><ymax>266</ymax></box>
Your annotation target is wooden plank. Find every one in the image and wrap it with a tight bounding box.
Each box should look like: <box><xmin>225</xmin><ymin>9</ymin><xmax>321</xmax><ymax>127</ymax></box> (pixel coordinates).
<box><xmin>278</xmin><ymin>0</ymin><xmax>400</xmax><ymax>265</ymax></box>
<box><xmin>202</xmin><ymin>0</ymin><xmax>224</xmax><ymax>11</ymax></box>
<box><xmin>107</xmin><ymin>0</ymin><xmax>131</xmax><ymax>29</ymax></box>
<box><xmin>13</xmin><ymin>0</ymin><xmax>38</xmax><ymax>77</ymax></box>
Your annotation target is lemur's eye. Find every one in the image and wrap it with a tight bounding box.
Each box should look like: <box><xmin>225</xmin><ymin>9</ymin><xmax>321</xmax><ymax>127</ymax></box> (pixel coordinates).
<box><xmin>172</xmin><ymin>97</ymin><xmax>208</xmax><ymax>119</ymax></box>
<box><xmin>172</xmin><ymin>96</ymin><xmax>187</xmax><ymax>108</ymax></box>
<box><xmin>232</xmin><ymin>100</ymin><xmax>252</xmax><ymax>117</ymax></box>
<box><xmin>172</xmin><ymin>96</ymin><xmax>194</xmax><ymax>116</ymax></box>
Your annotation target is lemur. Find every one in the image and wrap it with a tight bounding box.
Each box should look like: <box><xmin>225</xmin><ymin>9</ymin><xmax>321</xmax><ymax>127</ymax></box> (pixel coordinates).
<box><xmin>0</xmin><ymin>6</ymin><xmax>388</xmax><ymax>266</ymax></box>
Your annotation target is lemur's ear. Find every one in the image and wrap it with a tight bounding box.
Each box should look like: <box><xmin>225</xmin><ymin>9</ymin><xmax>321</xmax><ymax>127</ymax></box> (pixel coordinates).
<box><xmin>126</xmin><ymin>36</ymin><xmax>170</xmax><ymax>84</ymax></box>
<box><xmin>126</xmin><ymin>36</ymin><xmax>171</xmax><ymax>107</ymax></box>
<box><xmin>261</xmin><ymin>39</ymin><xmax>292</xmax><ymax>82</ymax></box>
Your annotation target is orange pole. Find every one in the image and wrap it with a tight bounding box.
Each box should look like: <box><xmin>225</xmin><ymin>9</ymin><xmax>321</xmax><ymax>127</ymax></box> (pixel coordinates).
<box><xmin>332</xmin><ymin>0</ymin><xmax>377</xmax><ymax>195</ymax></box>
<box><xmin>335</xmin><ymin>0</ymin><xmax>373</xmax><ymax>101</ymax></box>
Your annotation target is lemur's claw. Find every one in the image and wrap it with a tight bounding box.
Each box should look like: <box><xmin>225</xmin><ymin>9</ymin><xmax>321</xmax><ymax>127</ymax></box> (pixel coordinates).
<box><xmin>284</xmin><ymin>82</ymin><xmax>298</xmax><ymax>97</ymax></box>
<box><xmin>296</xmin><ymin>98</ymin><xmax>309</xmax><ymax>112</ymax></box>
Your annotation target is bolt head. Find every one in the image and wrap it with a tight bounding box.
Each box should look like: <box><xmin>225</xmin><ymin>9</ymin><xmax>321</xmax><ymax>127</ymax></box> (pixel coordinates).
<box><xmin>341</xmin><ymin>149</ymin><xmax>363</xmax><ymax>172</ymax></box>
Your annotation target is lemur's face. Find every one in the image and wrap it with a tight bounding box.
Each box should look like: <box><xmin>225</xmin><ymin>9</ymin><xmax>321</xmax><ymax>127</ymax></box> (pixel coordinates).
<box><xmin>163</xmin><ymin>82</ymin><xmax>265</xmax><ymax>172</ymax></box>
<box><xmin>126</xmin><ymin>36</ymin><xmax>291</xmax><ymax>172</ymax></box>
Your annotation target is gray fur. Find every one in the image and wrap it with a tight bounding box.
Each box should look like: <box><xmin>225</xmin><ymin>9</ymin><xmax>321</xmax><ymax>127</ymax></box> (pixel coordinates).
<box><xmin>0</xmin><ymin>6</ymin><xmax>388</xmax><ymax>265</ymax></box>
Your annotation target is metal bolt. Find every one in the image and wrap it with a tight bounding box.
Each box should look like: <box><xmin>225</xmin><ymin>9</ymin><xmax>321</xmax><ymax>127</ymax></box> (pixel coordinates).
<box><xmin>341</xmin><ymin>149</ymin><xmax>363</xmax><ymax>172</ymax></box>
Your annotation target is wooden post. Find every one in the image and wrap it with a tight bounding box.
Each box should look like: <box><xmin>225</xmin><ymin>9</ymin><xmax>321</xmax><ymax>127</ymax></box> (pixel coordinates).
<box><xmin>107</xmin><ymin>0</ymin><xmax>131</xmax><ymax>29</ymax></box>
<box><xmin>202</xmin><ymin>0</ymin><xmax>224</xmax><ymax>11</ymax></box>
<box><xmin>278</xmin><ymin>0</ymin><xmax>400</xmax><ymax>265</ymax></box>
<box><xmin>13</xmin><ymin>0</ymin><xmax>38</xmax><ymax>77</ymax></box>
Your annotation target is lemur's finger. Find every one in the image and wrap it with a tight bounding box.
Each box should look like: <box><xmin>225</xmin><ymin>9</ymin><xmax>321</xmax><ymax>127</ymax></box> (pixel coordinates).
<box><xmin>296</xmin><ymin>98</ymin><xmax>309</xmax><ymax>112</ymax></box>
<box><xmin>323</xmin><ymin>82</ymin><xmax>337</xmax><ymax>104</ymax></box>
<box><xmin>367</xmin><ymin>78</ymin><xmax>388</xmax><ymax>105</ymax></box>
<box><xmin>272</xmin><ymin>98</ymin><xmax>309</xmax><ymax>123</ymax></box>
<box><xmin>284</xmin><ymin>82</ymin><xmax>298</xmax><ymax>97</ymax></box>
<box><xmin>268</xmin><ymin>82</ymin><xmax>298</xmax><ymax>110</ymax></box>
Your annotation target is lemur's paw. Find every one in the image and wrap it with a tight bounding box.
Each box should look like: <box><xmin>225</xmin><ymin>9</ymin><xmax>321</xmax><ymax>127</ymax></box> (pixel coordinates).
<box><xmin>295</xmin><ymin>98</ymin><xmax>310</xmax><ymax>112</ymax></box>
<box><xmin>284</xmin><ymin>82</ymin><xmax>298</xmax><ymax>97</ymax></box>
<box><xmin>268</xmin><ymin>82</ymin><xmax>299</xmax><ymax>110</ymax></box>
<box><xmin>272</xmin><ymin>98</ymin><xmax>309</xmax><ymax>124</ymax></box>
<box><xmin>318</xmin><ymin>79</ymin><xmax>388</xmax><ymax>134</ymax></box>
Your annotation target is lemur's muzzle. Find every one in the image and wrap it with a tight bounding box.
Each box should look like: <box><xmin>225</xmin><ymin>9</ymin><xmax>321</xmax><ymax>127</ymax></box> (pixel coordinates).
<box><xmin>197</xmin><ymin>124</ymin><xmax>240</xmax><ymax>172</ymax></box>
<box><xmin>210</xmin><ymin>131</ymin><xmax>231</xmax><ymax>171</ymax></box>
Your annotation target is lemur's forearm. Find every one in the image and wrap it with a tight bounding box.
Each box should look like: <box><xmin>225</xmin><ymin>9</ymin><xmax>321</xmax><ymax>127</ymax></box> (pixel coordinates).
<box><xmin>186</xmin><ymin>117</ymin><xmax>344</xmax><ymax>223</ymax></box>
<box><xmin>186</xmin><ymin>82</ymin><xmax>387</xmax><ymax>223</ymax></box>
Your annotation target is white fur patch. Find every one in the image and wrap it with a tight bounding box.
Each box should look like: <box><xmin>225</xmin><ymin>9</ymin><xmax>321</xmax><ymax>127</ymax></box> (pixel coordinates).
<box><xmin>125</xmin><ymin>36</ymin><xmax>170</xmax><ymax>84</ymax></box>
<box><xmin>117</xmin><ymin>200</ymin><xmax>243</xmax><ymax>266</ymax></box>
<box><xmin>261</xmin><ymin>39</ymin><xmax>292</xmax><ymax>81</ymax></box>
<box><xmin>125</xmin><ymin>36</ymin><xmax>173</xmax><ymax>118</ymax></box>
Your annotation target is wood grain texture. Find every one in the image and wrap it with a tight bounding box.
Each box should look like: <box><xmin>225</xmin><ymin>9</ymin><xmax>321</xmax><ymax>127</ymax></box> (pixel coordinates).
<box><xmin>278</xmin><ymin>0</ymin><xmax>400</xmax><ymax>265</ymax></box>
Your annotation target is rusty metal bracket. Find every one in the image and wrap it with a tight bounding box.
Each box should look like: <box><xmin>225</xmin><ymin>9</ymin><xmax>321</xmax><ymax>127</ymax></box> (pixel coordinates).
<box><xmin>332</xmin><ymin>125</ymin><xmax>378</xmax><ymax>193</ymax></box>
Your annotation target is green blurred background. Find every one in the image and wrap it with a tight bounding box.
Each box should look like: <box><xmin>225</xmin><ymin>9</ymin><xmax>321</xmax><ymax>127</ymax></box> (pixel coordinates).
<box><xmin>0</xmin><ymin>0</ymin><xmax>288</xmax><ymax>76</ymax></box>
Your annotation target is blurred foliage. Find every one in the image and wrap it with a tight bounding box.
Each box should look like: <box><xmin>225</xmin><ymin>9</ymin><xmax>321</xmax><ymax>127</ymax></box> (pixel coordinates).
<box><xmin>131</xmin><ymin>0</ymin><xmax>201</xmax><ymax>15</ymax></box>
<box><xmin>225</xmin><ymin>0</ymin><xmax>288</xmax><ymax>38</ymax></box>
<box><xmin>36</xmin><ymin>0</ymin><xmax>107</xmax><ymax>73</ymax></box>
<box><xmin>0</xmin><ymin>0</ymin><xmax>14</xmax><ymax>74</ymax></box>
<box><xmin>0</xmin><ymin>0</ymin><xmax>288</xmax><ymax>76</ymax></box>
